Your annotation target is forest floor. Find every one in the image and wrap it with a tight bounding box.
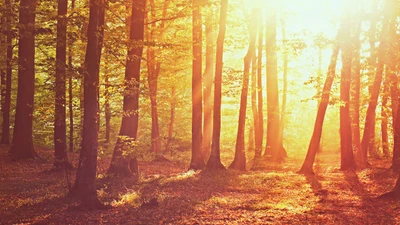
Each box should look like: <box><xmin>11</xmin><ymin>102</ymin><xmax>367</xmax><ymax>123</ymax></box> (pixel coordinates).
<box><xmin>1</xmin><ymin>147</ymin><xmax>400</xmax><ymax>225</ymax></box>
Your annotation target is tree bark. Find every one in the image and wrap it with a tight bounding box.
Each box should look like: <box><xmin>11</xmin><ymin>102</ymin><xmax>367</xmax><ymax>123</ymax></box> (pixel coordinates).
<box><xmin>67</xmin><ymin>0</ymin><xmax>75</xmax><ymax>153</ymax></box>
<box><xmin>350</xmin><ymin>9</ymin><xmax>362</xmax><ymax>158</ymax></box>
<box><xmin>339</xmin><ymin>10</ymin><xmax>356</xmax><ymax>171</ymax></box>
<box><xmin>360</xmin><ymin>3</ymin><xmax>389</xmax><ymax>167</ymax></box>
<box><xmin>71</xmin><ymin>0</ymin><xmax>106</xmax><ymax>209</ymax></box>
<box><xmin>202</xmin><ymin>5</ymin><xmax>214</xmax><ymax>161</ymax></box>
<box><xmin>206</xmin><ymin>0</ymin><xmax>228</xmax><ymax>170</ymax></box>
<box><xmin>190</xmin><ymin>0</ymin><xmax>206</xmax><ymax>170</ymax></box>
<box><xmin>279</xmin><ymin>15</ymin><xmax>288</xmax><ymax>158</ymax></box>
<box><xmin>1</xmin><ymin>0</ymin><xmax>12</xmax><ymax>145</ymax></box>
<box><xmin>54</xmin><ymin>0</ymin><xmax>71</xmax><ymax>170</ymax></box>
<box><xmin>229</xmin><ymin>10</ymin><xmax>257</xmax><ymax>171</ymax></box>
<box><xmin>253</xmin><ymin>17</ymin><xmax>263</xmax><ymax>162</ymax></box>
<box><xmin>108</xmin><ymin>0</ymin><xmax>145</xmax><ymax>177</ymax></box>
<box><xmin>381</xmin><ymin>72</ymin><xmax>390</xmax><ymax>157</ymax></box>
<box><xmin>264</xmin><ymin>6</ymin><xmax>282</xmax><ymax>162</ymax></box>
<box><xmin>298</xmin><ymin>40</ymin><xmax>340</xmax><ymax>175</ymax></box>
<box><xmin>10</xmin><ymin>0</ymin><xmax>37</xmax><ymax>159</ymax></box>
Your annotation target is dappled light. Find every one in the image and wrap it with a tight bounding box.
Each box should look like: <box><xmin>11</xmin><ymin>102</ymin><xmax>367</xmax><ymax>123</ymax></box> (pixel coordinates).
<box><xmin>1</xmin><ymin>0</ymin><xmax>400</xmax><ymax>223</ymax></box>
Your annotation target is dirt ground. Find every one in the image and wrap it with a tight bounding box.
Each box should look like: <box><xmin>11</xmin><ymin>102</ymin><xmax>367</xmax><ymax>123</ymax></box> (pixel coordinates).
<box><xmin>1</xmin><ymin>147</ymin><xmax>400</xmax><ymax>225</ymax></box>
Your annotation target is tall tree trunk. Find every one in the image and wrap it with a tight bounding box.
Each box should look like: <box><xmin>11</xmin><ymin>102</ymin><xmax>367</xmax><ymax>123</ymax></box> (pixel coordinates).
<box><xmin>108</xmin><ymin>0</ymin><xmax>145</xmax><ymax>177</ymax></box>
<box><xmin>206</xmin><ymin>0</ymin><xmax>228</xmax><ymax>170</ymax></box>
<box><xmin>104</xmin><ymin>57</ymin><xmax>111</xmax><ymax>143</ymax></box>
<box><xmin>146</xmin><ymin>0</ymin><xmax>170</xmax><ymax>155</ymax></box>
<box><xmin>67</xmin><ymin>0</ymin><xmax>75</xmax><ymax>153</ymax></box>
<box><xmin>264</xmin><ymin>6</ymin><xmax>282</xmax><ymax>162</ymax></box>
<box><xmin>279</xmin><ymin>16</ymin><xmax>288</xmax><ymax>158</ymax></box>
<box><xmin>339</xmin><ymin>10</ymin><xmax>356</xmax><ymax>171</ymax></box>
<box><xmin>253</xmin><ymin>17</ymin><xmax>263</xmax><ymax>162</ymax></box>
<box><xmin>54</xmin><ymin>0</ymin><xmax>70</xmax><ymax>169</ymax></box>
<box><xmin>165</xmin><ymin>86</ymin><xmax>176</xmax><ymax>152</ymax></box>
<box><xmin>351</xmin><ymin>12</ymin><xmax>362</xmax><ymax>158</ymax></box>
<box><xmin>190</xmin><ymin>0</ymin><xmax>205</xmax><ymax>170</ymax></box>
<box><xmin>71</xmin><ymin>0</ymin><xmax>106</xmax><ymax>209</ymax></box>
<box><xmin>381</xmin><ymin>72</ymin><xmax>390</xmax><ymax>157</ymax></box>
<box><xmin>10</xmin><ymin>0</ymin><xmax>37</xmax><ymax>159</ymax></box>
<box><xmin>202</xmin><ymin>5</ymin><xmax>214</xmax><ymax>161</ymax></box>
<box><xmin>1</xmin><ymin>0</ymin><xmax>12</xmax><ymax>145</ymax></box>
<box><xmin>229</xmin><ymin>10</ymin><xmax>257</xmax><ymax>171</ymax></box>
<box><xmin>298</xmin><ymin>40</ymin><xmax>340</xmax><ymax>175</ymax></box>
<box><xmin>360</xmin><ymin>3</ymin><xmax>389</xmax><ymax>167</ymax></box>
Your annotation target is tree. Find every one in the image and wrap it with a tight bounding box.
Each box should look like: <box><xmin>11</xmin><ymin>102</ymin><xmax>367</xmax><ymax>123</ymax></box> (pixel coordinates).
<box><xmin>202</xmin><ymin>3</ymin><xmax>215</xmax><ymax>161</ymax></box>
<box><xmin>54</xmin><ymin>0</ymin><xmax>70</xmax><ymax>169</ymax></box>
<box><xmin>229</xmin><ymin>9</ymin><xmax>257</xmax><ymax>171</ymax></box>
<box><xmin>339</xmin><ymin>7</ymin><xmax>356</xmax><ymax>171</ymax></box>
<box><xmin>71</xmin><ymin>0</ymin><xmax>106</xmax><ymax>209</ymax></box>
<box><xmin>360</xmin><ymin>1</ymin><xmax>389</xmax><ymax>167</ymax></box>
<box><xmin>9</xmin><ymin>0</ymin><xmax>38</xmax><ymax>159</ymax></box>
<box><xmin>298</xmin><ymin>38</ymin><xmax>340</xmax><ymax>175</ymax></box>
<box><xmin>206</xmin><ymin>0</ymin><xmax>228</xmax><ymax>170</ymax></box>
<box><xmin>1</xmin><ymin>0</ymin><xmax>12</xmax><ymax>145</ymax></box>
<box><xmin>108</xmin><ymin>0</ymin><xmax>146</xmax><ymax>177</ymax></box>
<box><xmin>278</xmin><ymin>15</ymin><xmax>288</xmax><ymax>159</ymax></box>
<box><xmin>350</xmin><ymin>7</ymin><xmax>362</xmax><ymax>158</ymax></box>
<box><xmin>190</xmin><ymin>0</ymin><xmax>206</xmax><ymax>170</ymax></box>
<box><xmin>253</xmin><ymin>15</ymin><xmax>264</xmax><ymax>162</ymax></box>
<box><xmin>146</xmin><ymin>0</ymin><xmax>171</xmax><ymax>154</ymax></box>
<box><xmin>264</xmin><ymin>5</ymin><xmax>283</xmax><ymax>162</ymax></box>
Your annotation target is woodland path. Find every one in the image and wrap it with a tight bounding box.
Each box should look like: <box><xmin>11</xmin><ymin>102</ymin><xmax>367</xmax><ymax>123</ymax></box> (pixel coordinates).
<box><xmin>0</xmin><ymin>148</ymin><xmax>399</xmax><ymax>224</ymax></box>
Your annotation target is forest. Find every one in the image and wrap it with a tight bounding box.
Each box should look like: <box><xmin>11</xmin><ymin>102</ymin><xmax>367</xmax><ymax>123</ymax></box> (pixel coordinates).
<box><xmin>1</xmin><ymin>0</ymin><xmax>400</xmax><ymax>224</ymax></box>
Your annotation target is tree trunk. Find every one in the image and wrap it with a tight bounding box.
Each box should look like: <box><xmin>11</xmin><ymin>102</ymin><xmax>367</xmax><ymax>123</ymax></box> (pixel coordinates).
<box><xmin>1</xmin><ymin>0</ymin><xmax>12</xmax><ymax>145</ymax></box>
<box><xmin>54</xmin><ymin>0</ymin><xmax>71</xmax><ymax>169</ymax></box>
<box><xmin>381</xmin><ymin>72</ymin><xmax>390</xmax><ymax>157</ymax></box>
<box><xmin>202</xmin><ymin>5</ymin><xmax>214</xmax><ymax>161</ymax></box>
<box><xmin>67</xmin><ymin>0</ymin><xmax>75</xmax><ymax>153</ymax></box>
<box><xmin>339</xmin><ymin>11</ymin><xmax>356</xmax><ymax>171</ymax></box>
<box><xmin>190</xmin><ymin>0</ymin><xmax>205</xmax><ymax>170</ymax></box>
<box><xmin>264</xmin><ymin>6</ymin><xmax>282</xmax><ymax>162</ymax></box>
<box><xmin>360</xmin><ymin>4</ymin><xmax>389</xmax><ymax>167</ymax></box>
<box><xmin>146</xmin><ymin>0</ymin><xmax>170</xmax><ymax>155</ymax></box>
<box><xmin>279</xmin><ymin>16</ymin><xmax>288</xmax><ymax>158</ymax></box>
<box><xmin>298</xmin><ymin>41</ymin><xmax>340</xmax><ymax>175</ymax></box>
<box><xmin>206</xmin><ymin>0</ymin><xmax>228</xmax><ymax>170</ymax></box>
<box><xmin>351</xmin><ymin>10</ymin><xmax>361</xmax><ymax>157</ymax></box>
<box><xmin>104</xmin><ymin>59</ymin><xmax>111</xmax><ymax>143</ymax></box>
<box><xmin>107</xmin><ymin>0</ymin><xmax>145</xmax><ymax>178</ymax></box>
<box><xmin>254</xmin><ymin>17</ymin><xmax>264</xmax><ymax>162</ymax></box>
<box><xmin>71</xmin><ymin>0</ymin><xmax>106</xmax><ymax>209</ymax></box>
<box><xmin>10</xmin><ymin>0</ymin><xmax>37</xmax><ymax>159</ymax></box>
<box><xmin>229</xmin><ymin>10</ymin><xmax>257</xmax><ymax>171</ymax></box>
<box><xmin>165</xmin><ymin>86</ymin><xmax>176</xmax><ymax>152</ymax></box>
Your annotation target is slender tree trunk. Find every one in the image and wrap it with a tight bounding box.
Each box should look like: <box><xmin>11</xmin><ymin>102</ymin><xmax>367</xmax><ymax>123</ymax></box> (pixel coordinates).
<box><xmin>279</xmin><ymin>16</ymin><xmax>288</xmax><ymax>158</ymax></box>
<box><xmin>229</xmin><ymin>10</ymin><xmax>257</xmax><ymax>171</ymax></box>
<box><xmin>206</xmin><ymin>0</ymin><xmax>228</xmax><ymax>170</ymax></box>
<box><xmin>351</xmin><ymin>13</ymin><xmax>362</xmax><ymax>158</ymax></box>
<box><xmin>202</xmin><ymin>5</ymin><xmax>214</xmax><ymax>161</ymax></box>
<box><xmin>190</xmin><ymin>0</ymin><xmax>205</xmax><ymax>170</ymax></box>
<box><xmin>339</xmin><ymin>11</ymin><xmax>356</xmax><ymax>171</ymax></box>
<box><xmin>381</xmin><ymin>72</ymin><xmax>390</xmax><ymax>157</ymax></box>
<box><xmin>54</xmin><ymin>0</ymin><xmax>70</xmax><ymax>169</ymax></box>
<box><xmin>71</xmin><ymin>0</ymin><xmax>106</xmax><ymax>209</ymax></box>
<box><xmin>254</xmin><ymin>17</ymin><xmax>263</xmax><ymax>162</ymax></box>
<box><xmin>68</xmin><ymin>0</ymin><xmax>75</xmax><ymax>153</ymax></box>
<box><xmin>104</xmin><ymin>57</ymin><xmax>111</xmax><ymax>143</ymax></box>
<box><xmin>166</xmin><ymin>86</ymin><xmax>176</xmax><ymax>152</ymax></box>
<box><xmin>298</xmin><ymin>40</ymin><xmax>340</xmax><ymax>175</ymax></box>
<box><xmin>10</xmin><ymin>0</ymin><xmax>37</xmax><ymax>159</ymax></box>
<box><xmin>360</xmin><ymin>4</ymin><xmax>389</xmax><ymax>167</ymax></box>
<box><xmin>108</xmin><ymin>0</ymin><xmax>145</xmax><ymax>177</ymax></box>
<box><xmin>146</xmin><ymin>0</ymin><xmax>170</xmax><ymax>155</ymax></box>
<box><xmin>1</xmin><ymin>0</ymin><xmax>12</xmax><ymax>145</ymax></box>
<box><xmin>264</xmin><ymin>6</ymin><xmax>282</xmax><ymax>162</ymax></box>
